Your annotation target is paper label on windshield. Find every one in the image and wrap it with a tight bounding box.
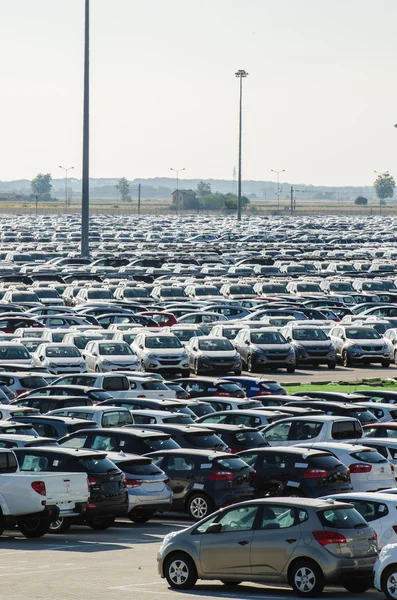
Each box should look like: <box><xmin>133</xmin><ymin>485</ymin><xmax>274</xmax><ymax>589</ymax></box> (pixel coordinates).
<box><xmin>200</xmin><ymin>463</ymin><xmax>212</xmax><ymax>469</ymax></box>
<box><xmin>295</xmin><ymin>462</ymin><xmax>308</xmax><ymax>468</ymax></box>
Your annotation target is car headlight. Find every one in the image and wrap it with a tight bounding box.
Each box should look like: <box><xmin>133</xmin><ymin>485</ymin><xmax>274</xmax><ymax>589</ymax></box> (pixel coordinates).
<box><xmin>351</xmin><ymin>344</ymin><xmax>361</xmax><ymax>350</ymax></box>
<box><xmin>287</xmin><ymin>348</ymin><xmax>295</xmax><ymax>356</ymax></box>
<box><xmin>200</xmin><ymin>354</ymin><xmax>211</xmax><ymax>361</ymax></box>
<box><xmin>102</xmin><ymin>359</ymin><xmax>111</xmax><ymax>366</ymax></box>
<box><xmin>147</xmin><ymin>353</ymin><xmax>159</xmax><ymax>359</ymax></box>
<box><xmin>48</xmin><ymin>362</ymin><xmax>58</xmax><ymax>368</ymax></box>
<box><xmin>163</xmin><ymin>531</ymin><xmax>179</xmax><ymax>545</ymax></box>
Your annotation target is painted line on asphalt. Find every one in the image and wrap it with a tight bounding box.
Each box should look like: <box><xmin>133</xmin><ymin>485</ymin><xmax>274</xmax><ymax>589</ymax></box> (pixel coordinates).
<box><xmin>0</xmin><ymin>566</ymin><xmax>87</xmax><ymax>576</ymax></box>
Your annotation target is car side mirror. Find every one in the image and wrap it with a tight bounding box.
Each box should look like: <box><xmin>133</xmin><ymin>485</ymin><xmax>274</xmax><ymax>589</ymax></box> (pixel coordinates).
<box><xmin>39</xmin><ymin>356</ymin><xmax>44</xmax><ymax>361</ymax></box>
<box><xmin>245</xmin><ymin>340</ymin><xmax>250</xmax><ymax>345</ymax></box>
<box><xmin>206</xmin><ymin>523</ymin><xmax>222</xmax><ymax>534</ymax></box>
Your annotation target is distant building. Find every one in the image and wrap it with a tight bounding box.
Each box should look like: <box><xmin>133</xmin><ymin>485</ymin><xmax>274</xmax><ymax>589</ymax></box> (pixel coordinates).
<box><xmin>172</xmin><ymin>189</ymin><xmax>197</xmax><ymax>209</ymax></box>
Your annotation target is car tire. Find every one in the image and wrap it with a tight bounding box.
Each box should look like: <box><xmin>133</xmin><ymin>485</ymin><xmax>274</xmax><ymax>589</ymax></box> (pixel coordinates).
<box><xmin>394</xmin><ymin>350</ymin><xmax>397</xmax><ymax>365</ymax></box>
<box><xmin>343</xmin><ymin>579</ymin><xmax>372</xmax><ymax>593</ymax></box>
<box><xmin>164</xmin><ymin>552</ymin><xmax>197</xmax><ymax>590</ymax></box>
<box><xmin>194</xmin><ymin>360</ymin><xmax>200</xmax><ymax>376</ymax></box>
<box><xmin>187</xmin><ymin>493</ymin><xmax>212</xmax><ymax>521</ymax></box>
<box><xmin>140</xmin><ymin>360</ymin><xmax>146</xmax><ymax>372</ymax></box>
<box><xmin>286</xmin><ymin>365</ymin><xmax>296</xmax><ymax>373</ymax></box>
<box><xmin>382</xmin><ymin>564</ymin><xmax>397</xmax><ymax>600</ymax></box>
<box><xmin>342</xmin><ymin>350</ymin><xmax>352</xmax><ymax>367</ymax></box>
<box><xmin>85</xmin><ymin>516</ymin><xmax>115</xmax><ymax>530</ymax></box>
<box><xmin>49</xmin><ymin>518</ymin><xmax>72</xmax><ymax>534</ymax></box>
<box><xmin>327</xmin><ymin>361</ymin><xmax>336</xmax><ymax>369</ymax></box>
<box><xmin>382</xmin><ymin>360</ymin><xmax>391</xmax><ymax>368</ymax></box>
<box><xmin>17</xmin><ymin>517</ymin><xmax>51</xmax><ymax>539</ymax></box>
<box><xmin>181</xmin><ymin>369</ymin><xmax>190</xmax><ymax>378</ymax></box>
<box><xmin>95</xmin><ymin>365</ymin><xmax>101</xmax><ymax>373</ymax></box>
<box><xmin>289</xmin><ymin>559</ymin><xmax>324</xmax><ymax>597</ymax></box>
<box><xmin>128</xmin><ymin>510</ymin><xmax>154</xmax><ymax>524</ymax></box>
<box><xmin>247</xmin><ymin>355</ymin><xmax>256</xmax><ymax>373</ymax></box>
<box><xmin>234</xmin><ymin>369</ymin><xmax>242</xmax><ymax>375</ymax></box>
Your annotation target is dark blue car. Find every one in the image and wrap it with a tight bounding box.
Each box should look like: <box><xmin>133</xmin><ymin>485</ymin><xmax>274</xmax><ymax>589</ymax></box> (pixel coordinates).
<box><xmin>222</xmin><ymin>376</ymin><xmax>287</xmax><ymax>397</ymax></box>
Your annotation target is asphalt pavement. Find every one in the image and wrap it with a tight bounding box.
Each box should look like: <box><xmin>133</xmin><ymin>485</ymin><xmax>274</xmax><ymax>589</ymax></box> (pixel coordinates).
<box><xmin>2</xmin><ymin>519</ymin><xmax>385</xmax><ymax>600</ymax></box>
<box><xmin>241</xmin><ymin>364</ymin><xmax>397</xmax><ymax>385</ymax></box>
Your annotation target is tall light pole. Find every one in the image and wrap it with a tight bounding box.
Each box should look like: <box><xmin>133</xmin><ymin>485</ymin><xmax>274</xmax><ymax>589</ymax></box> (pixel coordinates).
<box><xmin>81</xmin><ymin>0</ymin><xmax>90</xmax><ymax>257</ymax></box>
<box><xmin>235</xmin><ymin>69</ymin><xmax>248</xmax><ymax>222</ymax></box>
<box><xmin>170</xmin><ymin>167</ymin><xmax>185</xmax><ymax>212</ymax></box>
<box><xmin>271</xmin><ymin>168</ymin><xmax>285</xmax><ymax>213</ymax></box>
<box><xmin>59</xmin><ymin>166</ymin><xmax>74</xmax><ymax>211</ymax></box>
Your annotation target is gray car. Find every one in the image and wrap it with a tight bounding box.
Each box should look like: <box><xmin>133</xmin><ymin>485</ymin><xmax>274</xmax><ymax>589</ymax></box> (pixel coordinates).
<box><xmin>330</xmin><ymin>325</ymin><xmax>390</xmax><ymax>367</ymax></box>
<box><xmin>158</xmin><ymin>497</ymin><xmax>377</xmax><ymax>596</ymax></box>
<box><xmin>234</xmin><ymin>328</ymin><xmax>296</xmax><ymax>373</ymax></box>
<box><xmin>280</xmin><ymin>325</ymin><xmax>336</xmax><ymax>369</ymax></box>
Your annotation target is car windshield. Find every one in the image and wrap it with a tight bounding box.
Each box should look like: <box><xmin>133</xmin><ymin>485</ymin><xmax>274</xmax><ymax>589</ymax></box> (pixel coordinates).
<box><xmin>195</xmin><ymin>287</ymin><xmax>220</xmax><ymax>296</ymax></box>
<box><xmin>172</xmin><ymin>330</ymin><xmax>203</xmax><ymax>342</ymax></box>
<box><xmin>292</xmin><ymin>329</ymin><xmax>328</xmax><ymax>341</ymax></box>
<box><xmin>98</xmin><ymin>343</ymin><xmax>134</xmax><ymax>355</ymax></box>
<box><xmin>141</xmin><ymin>437</ymin><xmax>179</xmax><ymax>452</ymax></box>
<box><xmin>145</xmin><ymin>337</ymin><xmax>182</xmax><ymax>349</ymax></box>
<box><xmin>124</xmin><ymin>288</ymin><xmax>149</xmax><ymax>297</ymax></box>
<box><xmin>251</xmin><ymin>332</ymin><xmax>286</xmax><ymax>344</ymax></box>
<box><xmin>46</xmin><ymin>347</ymin><xmax>81</xmax><ymax>358</ymax></box>
<box><xmin>198</xmin><ymin>339</ymin><xmax>234</xmax><ymax>351</ymax></box>
<box><xmin>0</xmin><ymin>346</ymin><xmax>30</xmax><ymax>359</ymax></box>
<box><xmin>87</xmin><ymin>290</ymin><xmax>114</xmax><ymax>299</ymax></box>
<box><xmin>346</xmin><ymin>328</ymin><xmax>381</xmax><ymax>340</ymax></box>
<box><xmin>230</xmin><ymin>286</ymin><xmax>254</xmax><ymax>294</ymax></box>
<box><xmin>161</xmin><ymin>289</ymin><xmax>185</xmax><ymax>297</ymax></box>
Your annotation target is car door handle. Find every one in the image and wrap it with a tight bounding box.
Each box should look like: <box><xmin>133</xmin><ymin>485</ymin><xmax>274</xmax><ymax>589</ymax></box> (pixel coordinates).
<box><xmin>285</xmin><ymin>538</ymin><xmax>297</xmax><ymax>544</ymax></box>
<box><xmin>238</xmin><ymin>540</ymin><xmax>250</xmax><ymax>546</ymax></box>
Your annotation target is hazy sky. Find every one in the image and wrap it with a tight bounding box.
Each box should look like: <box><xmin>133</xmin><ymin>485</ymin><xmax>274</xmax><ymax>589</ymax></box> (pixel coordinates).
<box><xmin>0</xmin><ymin>0</ymin><xmax>396</xmax><ymax>186</ymax></box>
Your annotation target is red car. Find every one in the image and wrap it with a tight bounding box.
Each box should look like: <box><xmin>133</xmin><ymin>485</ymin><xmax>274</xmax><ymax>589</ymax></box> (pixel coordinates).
<box><xmin>0</xmin><ymin>317</ymin><xmax>44</xmax><ymax>333</ymax></box>
<box><xmin>138</xmin><ymin>312</ymin><xmax>177</xmax><ymax>327</ymax></box>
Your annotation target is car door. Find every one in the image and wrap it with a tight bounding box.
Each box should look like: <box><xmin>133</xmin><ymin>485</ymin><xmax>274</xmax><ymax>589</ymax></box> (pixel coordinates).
<box><xmin>162</xmin><ymin>454</ymin><xmax>197</xmax><ymax>505</ymax></box>
<box><xmin>330</xmin><ymin>327</ymin><xmax>343</xmax><ymax>357</ymax></box>
<box><xmin>250</xmin><ymin>504</ymin><xmax>303</xmax><ymax>576</ymax></box>
<box><xmin>198</xmin><ymin>504</ymin><xmax>259</xmax><ymax>576</ymax></box>
<box><xmin>83</xmin><ymin>342</ymin><xmax>95</xmax><ymax>371</ymax></box>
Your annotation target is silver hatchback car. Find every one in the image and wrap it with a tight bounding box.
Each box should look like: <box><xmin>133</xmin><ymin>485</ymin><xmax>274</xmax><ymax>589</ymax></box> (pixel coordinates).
<box><xmin>158</xmin><ymin>497</ymin><xmax>377</xmax><ymax>596</ymax></box>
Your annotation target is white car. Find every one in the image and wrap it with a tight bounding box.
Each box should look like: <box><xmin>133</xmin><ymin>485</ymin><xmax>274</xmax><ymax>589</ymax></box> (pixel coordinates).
<box><xmin>131</xmin><ymin>332</ymin><xmax>190</xmax><ymax>376</ymax></box>
<box><xmin>129</xmin><ymin>409</ymin><xmax>194</xmax><ymax>425</ymax></box>
<box><xmin>325</xmin><ymin>492</ymin><xmax>397</xmax><ymax>549</ymax></box>
<box><xmin>83</xmin><ymin>341</ymin><xmax>140</xmax><ymax>372</ymax></box>
<box><xmin>32</xmin><ymin>343</ymin><xmax>88</xmax><ymax>375</ymax></box>
<box><xmin>359</xmin><ymin>402</ymin><xmax>397</xmax><ymax>423</ymax></box>
<box><xmin>363</xmin><ymin>439</ymin><xmax>397</xmax><ymax>471</ymax></box>
<box><xmin>262</xmin><ymin>415</ymin><xmax>363</xmax><ymax>447</ymax></box>
<box><xmin>0</xmin><ymin>342</ymin><xmax>33</xmax><ymax>367</ymax></box>
<box><xmin>374</xmin><ymin>542</ymin><xmax>397</xmax><ymax>599</ymax></box>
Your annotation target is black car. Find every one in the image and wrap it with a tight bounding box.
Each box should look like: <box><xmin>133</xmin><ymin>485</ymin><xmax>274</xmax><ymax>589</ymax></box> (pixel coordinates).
<box><xmin>292</xmin><ymin>391</ymin><xmax>368</xmax><ymax>403</ymax></box>
<box><xmin>17</xmin><ymin>385</ymin><xmax>113</xmax><ymax>404</ymax></box>
<box><xmin>198</xmin><ymin>424</ymin><xmax>268</xmax><ymax>453</ymax></box>
<box><xmin>146</xmin><ymin>449</ymin><xmax>255</xmax><ymax>520</ymax></box>
<box><xmin>99</xmin><ymin>397</ymin><xmax>196</xmax><ymax>418</ymax></box>
<box><xmin>58</xmin><ymin>427</ymin><xmax>181</xmax><ymax>455</ymax></box>
<box><xmin>11</xmin><ymin>415</ymin><xmax>98</xmax><ymax>439</ymax></box>
<box><xmin>13</xmin><ymin>447</ymin><xmax>128</xmax><ymax>532</ymax></box>
<box><xmin>357</xmin><ymin>390</ymin><xmax>397</xmax><ymax>404</ymax></box>
<box><xmin>237</xmin><ymin>446</ymin><xmax>352</xmax><ymax>498</ymax></box>
<box><xmin>196</xmin><ymin>409</ymin><xmax>289</xmax><ymax>428</ymax></box>
<box><xmin>174</xmin><ymin>378</ymin><xmax>245</xmax><ymax>399</ymax></box>
<box><xmin>11</xmin><ymin>395</ymin><xmax>93</xmax><ymax>413</ymax></box>
<box><xmin>127</xmin><ymin>424</ymin><xmax>229</xmax><ymax>452</ymax></box>
<box><xmin>286</xmin><ymin>400</ymin><xmax>378</xmax><ymax>425</ymax></box>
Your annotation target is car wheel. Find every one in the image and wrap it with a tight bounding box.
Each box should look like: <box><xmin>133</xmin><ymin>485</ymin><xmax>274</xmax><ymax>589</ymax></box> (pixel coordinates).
<box><xmin>247</xmin><ymin>355</ymin><xmax>255</xmax><ymax>373</ymax></box>
<box><xmin>164</xmin><ymin>552</ymin><xmax>197</xmax><ymax>590</ymax></box>
<box><xmin>286</xmin><ymin>364</ymin><xmax>295</xmax><ymax>373</ymax></box>
<box><xmin>289</xmin><ymin>559</ymin><xmax>324</xmax><ymax>597</ymax></box>
<box><xmin>394</xmin><ymin>350</ymin><xmax>397</xmax><ymax>365</ymax></box>
<box><xmin>382</xmin><ymin>359</ymin><xmax>391</xmax><ymax>368</ymax></box>
<box><xmin>181</xmin><ymin>369</ymin><xmax>190</xmax><ymax>378</ymax></box>
<box><xmin>194</xmin><ymin>360</ymin><xmax>200</xmax><ymax>376</ymax></box>
<box><xmin>234</xmin><ymin>369</ymin><xmax>242</xmax><ymax>375</ymax></box>
<box><xmin>343</xmin><ymin>578</ymin><xmax>372</xmax><ymax>593</ymax></box>
<box><xmin>327</xmin><ymin>361</ymin><xmax>336</xmax><ymax>369</ymax></box>
<box><xmin>342</xmin><ymin>350</ymin><xmax>352</xmax><ymax>367</ymax></box>
<box><xmin>49</xmin><ymin>518</ymin><xmax>71</xmax><ymax>534</ymax></box>
<box><xmin>382</xmin><ymin>565</ymin><xmax>397</xmax><ymax>600</ymax></box>
<box><xmin>128</xmin><ymin>510</ymin><xmax>154</xmax><ymax>524</ymax></box>
<box><xmin>187</xmin><ymin>493</ymin><xmax>212</xmax><ymax>521</ymax></box>
<box><xmin>17</xmin><ymin>517</ymin><xmax>51</xmax><ymax>538</ymax></box>
<box><xmin>85</xmin><ymin>516</ymin><xmax>115</xmax><ymax>530</ymax></box>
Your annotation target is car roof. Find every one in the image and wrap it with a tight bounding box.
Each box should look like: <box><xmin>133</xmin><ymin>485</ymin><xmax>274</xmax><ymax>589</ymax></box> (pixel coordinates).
<box><xmin>67</xmin><ymin>427</ymin><xmax>171</xmax><ymax>438</ymax></box>
<box><xmin>11</xmin><ymin>415</ymin><xmax>97</xmax><ymax>425</ymax></box>
<box><xmin>240</xmin><ymin>446</ymin><xmax>333</xmax><ymax>456</ymax></box>
<box><xmin>296</xmin><ymin>442</ymin><xmax>374</xmax><ymax>452</ymax></box>
<box><xmin>146</xmin><ymin>448</ymin><xmax>233</xmax><ymax>458</ymax></box>
<box><xmin>12</xmin><ymin>446</ymin><xmax>107</xmax><ymax>458</ymax></box>
<box><xmin>362</xmin><ymin>438</ymin><xmax>397</xmax><ymax>446</ymax></box>
<box><xmin>363</xmin><ymin>422</ymin><xmax>397</xmax><ymax>429</ymax></box>
<box><xmin>198</xmin><ymin>423</ymin><xmax>258</xmax><ymax>432</ymax></box>
<box><xmin>234</xmin><ymin>497</ymin><xmax>354</xmax><ymax>510</ymax></box>
<box><xmin>325</xmin><ymin>492</ymin><xmax>397</xmax><ymax>502</ymax></box>
<box><xmin>54</xmin><ymin>405</ymin><xmax>130</xmax><ymax>413</ymax></box>
<box><xmin>130</xmin><ymin>424</ymin><xmax>212</xmax><ymax>433</ymax></box>
<box><xmin>269</xmin><ymin>415</ymin><xmax>360</xmax><ymax>423</ymax></box>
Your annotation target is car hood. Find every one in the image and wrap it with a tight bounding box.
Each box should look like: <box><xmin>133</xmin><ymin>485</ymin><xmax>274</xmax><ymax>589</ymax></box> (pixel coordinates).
<box><xmin>199</xmin><ymin>350</ymin><xmax>238</xmax><ymax>358</ymax></box>
<box><xmin>292</xmin><ymin>340</ymin><xmax>333</xmax><ymax>348</ymax></box>
<box><xmin>146</xmin><ymin>348</ymin><xmax>186</xmax><ymax>356</ymax></box>
<box><xmin>346</xmin><ymin>338</ymin><xmax>385</xmax><ymax>345</ymax></box>
<box><xmin>99</xmin><ymin>354</ymin><xmax>139</xmax><ymax>362</ymax></box>
<box><xmin>252</xmin><ymin>343</ymin><xmax>292</xmax><ymax>351</ymax></box>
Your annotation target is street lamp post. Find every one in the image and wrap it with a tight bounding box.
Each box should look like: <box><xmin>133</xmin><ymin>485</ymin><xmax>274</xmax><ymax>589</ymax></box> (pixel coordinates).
<box><xmin>170</xmin><ymin>167</ymin><xmax>185</xmax><ymax>212</ymax></box>
<box><xmin>271</xmin><ymin>169</ymin><xmax>285</xmax><ymax>213</ymax></box>
<box><xmin>59</xmin><ymin>166</ymin><xmax>74</xmax><ymax>211</ymax></box>
<box><xmin>235</xmin><ymin>69</ymin><xmax>248</xmax><ymax>222</ymax></box>
<box><xmin>81</xmin><ymin>0</ymin><xmax>90</xmax><ymax>257</ymax></box>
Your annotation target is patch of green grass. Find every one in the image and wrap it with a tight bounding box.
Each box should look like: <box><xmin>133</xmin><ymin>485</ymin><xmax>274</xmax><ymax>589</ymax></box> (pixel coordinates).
<box><xmin>284</xmin><ymin>383</ymin><xmax>397</xmax><ymax>394</ymax></box>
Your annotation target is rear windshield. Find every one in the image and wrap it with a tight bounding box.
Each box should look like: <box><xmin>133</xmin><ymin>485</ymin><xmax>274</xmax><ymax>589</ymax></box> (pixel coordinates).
<box><xmin>350</xmin><ymin>450</ymin><xmax>387</xmax><ymax>464</ymax></box>
<box><xmin>3</xmin><ymin>426</ymin><xmax>37</xmax><ymax>436</ymax></box>
<box><xmin>215</xmin><ymin>457</ymin><xmax>250</xmax><ymax>471</ymax></box>
<box><xmin>163</xmin><ymin>416</ymin><xmax>193</xmax><ymax>424</ymax></box>
<box><xmin>90</xmin><ymin>391</ymin><xmax>113</xmax><ymax>401</ymax></box>
<box><xmin>140</xmin><ymin>437</ymin><xmax>179</xmax><ymax>452</ymax></box>
<box><xmin>185</xmin><ymin>433</ymin><xmax>224</xmax><ymax>448</ymax></box>
<box><xmin>234</xmin><ymin>431</ymin><xmax>267</xmax><ymax>447</ymax></box>
<box><xmin>351</xmin><ymin>410</ymin><xmax>377</xmax><ymax>425</ymax></box>
<box><xmin>317</xmin><ymin>507</ymin><xmax>367</xmax><ymax>529</ymax></box>
<box><xmin>69</xmin><ymin>422</ymin><xmax>97</xmax><ymax>433</ymax></box>
<box><xmin>78</xmin><ymin>457</ymin><xmax>120</xmax><ymax>473</ymax></box>
<box><xmin>119</xmin><ymin>461</ymin><xmax>163</xmax><ymax>476</ymax></box>
<box><xmin>217</xmin><ymin>383</ymin><xmax>242</xmax><ymax>393</ymax></box>
<box><xmin>20</xmin><ymin>377</ymin><xmax>48</xmax><ymax>388</ymax></box>
<box><xmin>141</xmin><ymin>382</ymin><xmax>168</xmax><ymax>391</ymax></box>
<box><xmin>261</xmin><ymin>382</ymin><xmax>283</xmax><ymax>391</ymax></box>
<box><xmin>308</xmin><ymin>455</ymin><xmax>343</xmax><ymax>469</ymax></box>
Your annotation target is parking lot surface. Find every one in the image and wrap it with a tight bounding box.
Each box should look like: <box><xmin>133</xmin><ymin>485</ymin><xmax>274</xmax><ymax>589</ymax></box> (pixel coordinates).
<box><xmin>2</xmin><ymin>518</ymin><xmax>384</xmax><ymax>600</ymax></box>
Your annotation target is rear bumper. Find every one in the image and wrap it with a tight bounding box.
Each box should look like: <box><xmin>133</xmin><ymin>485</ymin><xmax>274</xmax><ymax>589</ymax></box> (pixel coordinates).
<box><xmin>323</xmin><ymin>558</ymin><xmax>376</xmax><ymax>584</ymax></box>
<box><xmin>129</xmin><ymin>502</ymin><xmax>172</xmax><ymax>514</ymax></box>
<box><xmin>86</xmin><ymin>494</ymin><xmax>129</xmax><ymax>518</ymax></box>
<box><xmin>128</xmin><ymin>490</ymin><xmax>173</xmax><ymax>512</ymax></box>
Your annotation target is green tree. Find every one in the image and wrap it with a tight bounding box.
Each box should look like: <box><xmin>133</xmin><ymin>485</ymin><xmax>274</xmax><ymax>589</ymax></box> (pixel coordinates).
<box><xmin>31</xmin><ymin>173</ymin><xmax>53</xmax><ymax>198</ymax></box>
<box><xmin>196</xmin><ymin>181</ymin><xmax>212</xmax><ymax>198</ymax></box>
<box><xmin>374</xmin><ymin>172</ymin><xmax>396</xmax><ymax>206</ymax></box>
<box><xmin>354</xmin><ymin>196</ymin><xmax>368</xmax><ymax>205</ymax></box>
<box><xmin>116</xmin><ymin>177</ymin><xmax>132</xmax><ymax>202</ymax></box>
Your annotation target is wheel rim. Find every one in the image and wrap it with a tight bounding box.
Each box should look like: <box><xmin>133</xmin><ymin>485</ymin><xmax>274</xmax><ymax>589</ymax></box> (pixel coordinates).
<box><xmin>50</xmin><ymin>519</ymin><xmax>63</xmax><ymax>530</ymax></box>
<box><xmin>22</xmin><ymin>519</ymin><xmax>41</xmax><ymax>532</ymax></box>
<box><xmin>294</xmin><ymin>567</ymin><xmax>316</xmax><ymax>593</ymax></box>
<box><xmin>189</xmin><ymin>497</ymin><xmax>208</xmax><ymax>519</ymax></box>
<box><xmin>169</xmin><ymin>559</ymin><xmax>189</xmax><ymax>586</ymax></box>
<box><xmin>387</xmin><ymin>573</ymin><xmax>397</xmax><ymax>599</ymax></box>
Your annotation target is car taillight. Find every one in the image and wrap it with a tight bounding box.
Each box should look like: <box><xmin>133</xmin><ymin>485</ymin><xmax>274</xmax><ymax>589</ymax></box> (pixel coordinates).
<box><xmin>15</xmin><ymin>389</ymin><xmax>26</xmax><ymax>396</ymax></box>
<box><xmin>136</xmin><ymin>395</ymin><xmax>146</xmax><ymax>398</ymax></box>
<box><xmin>391</xmin><ymin>464</ymin><xmax>395</xmax><ymax>472</ymax></box>
<box><xmin>256</xmin><ymin>391</ymin><xmax>272</xmax><ymax>396</ymax></box>
<box><xmin>125</xmin><ymin>478</ymin><xmax>142</xmax><ymax>488</ymax></box>
<box><xmin>313</xmin><ymin>531</ymin><xmax>346</xmax><ymax>545</ymax></box>
<box><xmin>304</xmin><ymin>468</ymin><xmax>328</xmax><ymax>479</ymax></box>
<box><xmin>164</xmin><ymin>478</ymin><xmax>170</xmax><ymax>485</ymax></box>
<box><xmin>31</xmin><ymin>481</ymin><xmax>46</xmax><ymax>496</ymax></box>
<box><xmin>215</xmin><ymin>392</ymin><xmax>231</xmax><ymax>397</ymax></box>
<box><xmin>209</xmin><ymin>470</ymin><xmax>233</xmax><ymax>481</ymax></box>
<box><xmin>88</xmin><ymin>476</ymin><xmax>99</xmax><ymax>488</ymax></box>
<box><xmin>229</xmin><ymin>448</ymin><xmax>239</xmax><ymax>454</ymax></box>
<box><xmin>349</xmin><ymin>463</ymin><xmax>372</xmax><ymax>473</ymax></box>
